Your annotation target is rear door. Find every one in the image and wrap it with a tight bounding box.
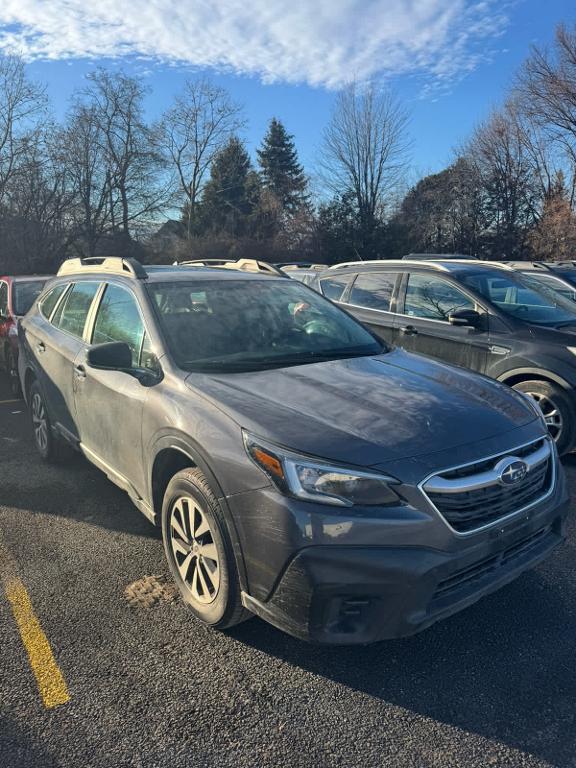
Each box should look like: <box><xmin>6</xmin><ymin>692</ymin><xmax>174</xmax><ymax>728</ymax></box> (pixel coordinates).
<box><xmin>340</xmin><ymin>271</ymin><xmax>401</xmax><ymax>346</ymax></box>
<box><xmin>31</xmin><ymin>281</ymin><xmax>101</xmax><ymax>438</ymax></box>
<box><xmin>397</xmin><ymin>272</ymin><xmax>488</xmax><ymax>372</ymax></box>
<box><xmin>73</xmin><ymin>282</ymin><xmax>153</xmax><ymax>496</ymax></box>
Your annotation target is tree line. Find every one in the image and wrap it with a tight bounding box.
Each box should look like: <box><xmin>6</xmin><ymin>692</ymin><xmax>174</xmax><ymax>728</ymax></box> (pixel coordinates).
<box><xmin>1</xmin><ymin>21</ymin><xmax>576</xmax><ymax>274</ymax></box>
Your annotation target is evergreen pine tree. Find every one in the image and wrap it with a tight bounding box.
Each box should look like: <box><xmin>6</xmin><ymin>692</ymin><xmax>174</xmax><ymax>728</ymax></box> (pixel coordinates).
<box><xmin>198</xmin><ymin>137</ymin><xmax>259</xmax><ymax>236</ymax></box>
<box><xmin>257</xmin><ymin>118</ymin><xmax>308</xmax><ymax>215</ymax></box>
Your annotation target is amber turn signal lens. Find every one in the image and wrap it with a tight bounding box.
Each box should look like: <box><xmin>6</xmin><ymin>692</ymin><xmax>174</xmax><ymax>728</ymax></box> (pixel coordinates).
<box><xmin>252</xmin><ymin>447</ymin><xmax>284</xmax><ymax>479</ymax></box>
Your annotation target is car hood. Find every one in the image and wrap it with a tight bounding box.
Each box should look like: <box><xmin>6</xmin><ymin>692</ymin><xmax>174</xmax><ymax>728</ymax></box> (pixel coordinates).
<box><xmin>185</xmin><ymin>349</ymin><xmax>537</xmax><ymax>466</ymax></box>
<box><xmin>530</xmin><ymin>323</ymin><xmax>576</xmax><ymax>344</ymax></box>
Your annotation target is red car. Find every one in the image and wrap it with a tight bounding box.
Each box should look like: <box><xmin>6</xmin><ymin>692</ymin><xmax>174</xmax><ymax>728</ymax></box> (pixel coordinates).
<box><xmin>0</xmin><ymin>275</ymin><xmax>50</xmax><ymax>395</ymax></box>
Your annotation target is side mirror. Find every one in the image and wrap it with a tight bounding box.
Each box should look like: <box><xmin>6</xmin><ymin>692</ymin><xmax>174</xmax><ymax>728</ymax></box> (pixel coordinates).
<box><xmin>448</xmin><ymin>308</ymin><xmax>481</xmax><ymax>327</ymax></box>
<box><xmin>86</xmin><ymin>342</ymin><xmax>132</xmax><ymax>370</ymax></box>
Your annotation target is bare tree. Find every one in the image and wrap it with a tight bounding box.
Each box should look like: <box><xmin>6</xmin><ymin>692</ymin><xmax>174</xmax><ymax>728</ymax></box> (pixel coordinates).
<box><xmin>158</xmin><ymin>79</ymin><xmax>245</xmax><ymax>237</ymax></box>
<box><xmin>0</xmin><ymin>55</ymin><xmax>46</xmax><ymax>208</ymax></box>
<box><xmin>79</xmin><ymin>69</ymin><xmax>166</xmax><ymax>246</ymax></box>
<box><xmin>465</xmin><ymin>106</ymin><xmax>540</xmax><ymax>258</ymax></box>
<box><xmin>516</xmin><ymin>23</ymin><xmax>576</xmax><ymax>206</ymax></box>
<box><xmin>61</xmin><ymin>103</ymin><xmax>115</xmax><ymax>256</ymax></box>
<box><xmin>1</xmin><ymin>126</ymin><xmax>74</xmax><ymax>272</ymax></box>
<box><xmin>319</xmin><ymin>82</ymin><xmax>411</xmax><ymax>257</ymax></box>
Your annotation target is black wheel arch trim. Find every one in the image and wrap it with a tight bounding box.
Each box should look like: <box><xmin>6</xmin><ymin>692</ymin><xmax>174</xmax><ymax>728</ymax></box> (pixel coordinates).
<box><xmin>149</xmin><ymin>431</ymin><xmax>227</xmax><ymax>501</ymax></box>
<box><xmin>149</xmin><ymin>430</ymin><xmax>250</xmax><ymax>593</ymax></box>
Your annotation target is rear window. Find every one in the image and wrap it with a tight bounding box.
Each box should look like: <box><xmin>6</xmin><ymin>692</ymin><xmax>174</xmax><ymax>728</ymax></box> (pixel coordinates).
<box><xmin>348</xmin><ymin>272</ymin><xmax>397</xmax><ymax>311</ymax></box>
<box><xmin>39</xmin><ymin>284</ymin><xmax>67</xmax><ymax>320</ymax></box>
<box><xmin>53</xmin><ymin>282</ymin><xmax>100</xmax><ymax>339</ymax></box>
<box><xmin>13</xmin><ymin>280</ymin><xmax>48</xmax><ymax>315</ymax></box>
<box><xmin>319</xmin><ymin>275</ymin><xmax>351</xmax><ymax>301</ymax></box>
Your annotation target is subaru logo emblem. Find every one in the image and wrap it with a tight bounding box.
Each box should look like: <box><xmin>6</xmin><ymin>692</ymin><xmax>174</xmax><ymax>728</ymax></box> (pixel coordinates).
<box><xmin>495</xmin><ymin>457</ymin><xmax>529</xmax><ymax>486</ymax></box>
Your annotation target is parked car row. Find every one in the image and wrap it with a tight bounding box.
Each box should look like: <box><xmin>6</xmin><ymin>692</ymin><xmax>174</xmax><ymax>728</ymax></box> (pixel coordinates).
<box><xmin>0</xmin><ymin>274</ymin><xmax>50</xmax><ymax>394</ymax></box>
<box><xmin>299</xmin><ymin>257</ymin><xmax>576</xmax><ymax>455</ymax></box>
<box><xmin>12</xmin><ymin>255</ymin><xmax>569</xmax><ymax>644</ymax></box>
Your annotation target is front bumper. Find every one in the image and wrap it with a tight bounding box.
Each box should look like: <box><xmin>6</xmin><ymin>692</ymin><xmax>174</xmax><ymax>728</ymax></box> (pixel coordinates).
<box><xmin>240</xmin><ymin>497</ymin><xmax>568</xmax><ymax>645</ymax></box>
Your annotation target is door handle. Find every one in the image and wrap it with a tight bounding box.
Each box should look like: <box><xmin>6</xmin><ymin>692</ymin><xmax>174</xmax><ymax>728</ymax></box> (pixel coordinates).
<box><xmin>74</xmin><ymin>364</ymin><xmax>86</xmax><ymax>380</ymax></box>
<box><xmin>36</xmin><ymin>341</ymin><xmax>46</xmax><ymax>353</ymax></box>
<box><xmin>400</xmin><ymin>325</ymin><xmax>418</xmax><ymax>336</ymax></box>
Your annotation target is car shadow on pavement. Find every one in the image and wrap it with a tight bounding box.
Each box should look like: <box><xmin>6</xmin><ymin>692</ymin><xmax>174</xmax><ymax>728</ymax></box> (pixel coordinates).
<box><xmin>0</xmin><ymin>438</ymin><xmax>160</xmax><ymax>541</ymax></box>
<box><xmin>229</xmin><ymin>543</ymin><xmax>576</xmax><ymax>767</ymax></box>
<box><xmin>0</xmin><ymin>715</ymin><xmax>61</xmax><ymax>768</ymax></box>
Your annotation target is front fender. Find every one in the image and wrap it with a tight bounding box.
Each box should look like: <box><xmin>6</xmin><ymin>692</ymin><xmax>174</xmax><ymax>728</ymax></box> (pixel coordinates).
<box><xmin>148</xmin><ymin>429</ymin><xmax>229</xmax><ymax>502</ymax></box>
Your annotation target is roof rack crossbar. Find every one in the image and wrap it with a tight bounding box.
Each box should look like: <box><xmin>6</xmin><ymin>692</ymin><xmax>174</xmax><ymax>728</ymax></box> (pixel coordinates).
<box><xmin>57</xmin><ymin>256</ymin><xmax>147</xmax><ymax>279</ymax></box>
<box><xmin>174</xmin><ymin>258</ymin><xmax>286</xmax><ymax>277</ymax></box>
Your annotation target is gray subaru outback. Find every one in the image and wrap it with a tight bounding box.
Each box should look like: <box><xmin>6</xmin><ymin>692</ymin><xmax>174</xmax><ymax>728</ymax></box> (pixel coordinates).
<box><xmin>18</xmin><ymin>257</ymin><xmax>568</xmax><ymax>644</ymax></box>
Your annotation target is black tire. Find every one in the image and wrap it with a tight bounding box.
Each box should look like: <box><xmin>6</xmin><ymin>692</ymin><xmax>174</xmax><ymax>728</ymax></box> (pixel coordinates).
<box><xmin>512</xmin><ymin>379</ymin><xmax>575</xmax><ymax>455</ymax></box>
<box><xmin>6</xmin><ymin>348</ymin><xmax>21</xmax><ymax>398</ymax></box>
<box><xmin>28</xmin><ymin>380</ymin><xmax>65</xmax><ymax>463</ymax></box>
<box><xmin>161</xmin><ymin>468</ymin><xmax>250</xmax><ymax>629</ymax></box>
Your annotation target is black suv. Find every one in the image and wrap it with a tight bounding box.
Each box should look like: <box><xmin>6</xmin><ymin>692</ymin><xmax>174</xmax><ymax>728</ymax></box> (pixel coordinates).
<box><xmin>316</xmin><ymin>258</ymin><xmax>576</xmax><ymax>454</ymax></box>
<box><xmin>18</xmin><ymin>257</ymin><xmax>568</xmax><ymax>644</ymax></box>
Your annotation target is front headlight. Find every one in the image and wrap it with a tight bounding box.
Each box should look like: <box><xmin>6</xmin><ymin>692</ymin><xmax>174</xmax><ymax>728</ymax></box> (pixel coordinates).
<box><xmin>244</xmin><ymin>432</ymin><xmax>401</xmax><ymax>507</ymax></box>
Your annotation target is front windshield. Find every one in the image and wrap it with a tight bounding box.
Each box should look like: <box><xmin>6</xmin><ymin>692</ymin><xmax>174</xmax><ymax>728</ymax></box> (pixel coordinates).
<box><xmin>13</xmin><ymin>280</ymin><xmax>47</xmax><ymax>316</ymax></box>
<box><xmin>149</xmin><ymin>278</ymin><xmax>384</xmax><ymax>373</ymax></box>
<box><xmin>460</xmin><ymin>270</ymin><xmax>576</xmax><ymax>326</ymax></box>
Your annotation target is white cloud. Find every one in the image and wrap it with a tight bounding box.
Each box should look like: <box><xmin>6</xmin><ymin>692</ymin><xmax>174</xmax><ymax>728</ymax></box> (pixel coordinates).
<box><xmin>0</xmin><ymin>0</ymin><xmax>509</xmax><ymax>90</ymax></box>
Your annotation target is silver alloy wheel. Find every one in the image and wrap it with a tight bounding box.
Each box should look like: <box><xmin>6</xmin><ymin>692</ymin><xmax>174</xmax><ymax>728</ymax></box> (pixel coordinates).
<box><xmin>169</xmin><ymin>495</ymin><xmax>220</xmax><ymax>604</ymax></box>
<box><xmin>525</xmin><ymin>391</ymin><xmax>563</xmax><ymax>441</ymax></box>
<box><xmin>31</xmin><ymin>391</ymin><xmax>48</xmax><ymax>452</ymax></box>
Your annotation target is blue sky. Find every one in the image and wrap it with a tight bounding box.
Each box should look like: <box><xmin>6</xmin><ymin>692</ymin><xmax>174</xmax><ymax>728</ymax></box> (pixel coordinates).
<box><xmin>1</xmin><ymin>0</ymin><xmax>574</xmax><ymax>186</ymax></box>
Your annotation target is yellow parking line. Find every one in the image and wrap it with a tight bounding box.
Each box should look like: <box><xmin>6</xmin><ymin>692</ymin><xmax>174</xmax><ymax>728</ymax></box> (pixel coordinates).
<box><xmin>0</xmin><ymin>399</ymin><xmax>22</xmax><ymax>405</ymax></box>
<box><xmin>0</xmin><ymin>540</ymin><xmax>69</xmax><ymax>709</ymax></box>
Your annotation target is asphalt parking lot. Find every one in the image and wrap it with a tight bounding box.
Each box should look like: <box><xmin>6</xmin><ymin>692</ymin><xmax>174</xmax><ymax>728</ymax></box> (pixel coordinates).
<box><xmin>1</xmin><ymin>377</ymin><xmax>576</xmax><ymax>768</ymax></box>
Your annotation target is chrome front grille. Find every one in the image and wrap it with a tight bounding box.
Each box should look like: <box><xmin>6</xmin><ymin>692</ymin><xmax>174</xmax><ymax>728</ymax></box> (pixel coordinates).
<box><xmin>422</xmin><ymin>438</ymin><xmax>554</xmax><ymax>534</ymax></box>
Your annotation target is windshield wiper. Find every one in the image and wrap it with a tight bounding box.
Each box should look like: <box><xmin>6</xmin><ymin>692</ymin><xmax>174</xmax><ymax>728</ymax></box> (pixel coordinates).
<box><xmin>184</xmin><ymin>358</ymin><xmax>274</xmax><ymax>372</ymax></box>
<box><xmin>183</xmin><ymin>348</ymin><xmax>382</xmax><ymax>373</ymax></box>
<box><xmin>255</xmin><ymin>348</ymin><xmax>382</xmax><ymax>367</ymax></box>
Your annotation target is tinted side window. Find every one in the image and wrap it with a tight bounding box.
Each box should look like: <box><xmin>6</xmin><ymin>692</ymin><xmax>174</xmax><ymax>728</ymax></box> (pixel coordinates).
<box><xmin>92</xmin><ymin>284</ymin><xmax>145</xmax><ymax>366</ymax></box>
<box><xmin>404</xmin><ymin>274</ymin><xmax>474</xmax><ymax>321</ymax></box>
<box><xmin>39</xmin><ymin>284</ymin><xmax>67</xmax><ymax>320</ymax></box>
<box><xmin>525</xmin><ymin>273</ymin><xmax>576</xmax><ymax>302</ymax></box>
<box><xmin>54</xmin><ymin>282</ymin><xmax>100</xmax><ymax>339</ymax></box>
<box><xmin>349</xmin><ymin>272</ymin><xmax>396</xmax><ymax>310</ymax></box>
<box><xmin>0</xmin><ymin>282</ymin><xmax>8</xmax><ymax>317</ymax></box>
<box><xmin>319</xmin><ymin>275</ymin><xmax>351</xmax><ymax>301</ymax></box>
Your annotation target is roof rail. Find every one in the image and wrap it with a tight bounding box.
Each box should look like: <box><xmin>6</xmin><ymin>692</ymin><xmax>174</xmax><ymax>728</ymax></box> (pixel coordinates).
<box><xmin>329</xmin><ymin>261</ymin><xmax>366</xmax><ymax>269</ymax></box>
<box><xmin>499</xmin><ymin>260</ymin><xmax>551</xmax><ymax>271</ymax></box>
<box><xmin>476</xmin><ymin>261</ymin><xmax>517</xmax><ymax>270</ymax></box>
<box><xmin>174</xmin><ymin>258</ymin><xmax>287</xmax><ymax>277</ymax></box>
<box><xmin>330</xmin><ymin>259</ymin><xmax>452</xmax><ymax>272</ymax></box>
<box><xmin>57</xmin><ymin>256</ymin><xmax>147</xmax><ymax>279</ymax></box>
